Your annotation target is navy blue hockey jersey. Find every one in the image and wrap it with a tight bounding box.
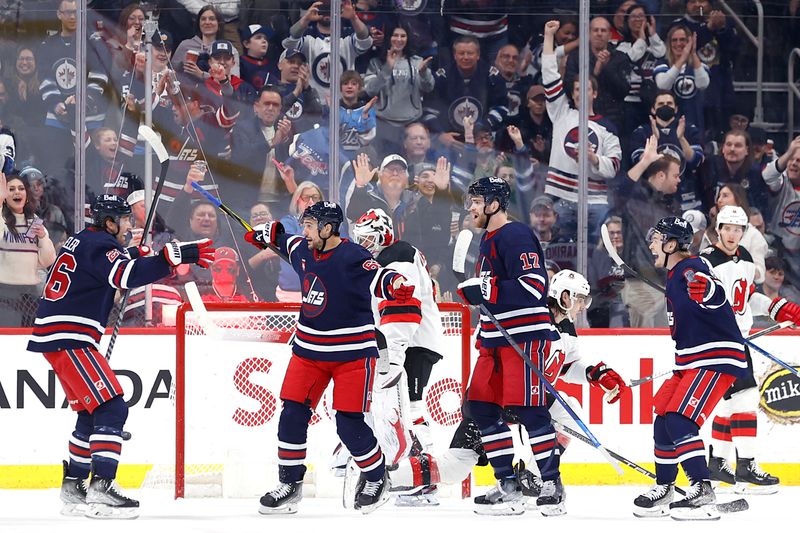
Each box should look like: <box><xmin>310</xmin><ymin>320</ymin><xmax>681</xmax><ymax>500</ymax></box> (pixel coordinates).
<box><xmin>666</xmin><ymin>256</ymin><xmax>747</xmax><ymax>377</ymax></box>
<box><xmin>278</xmin><ymin>234</ymin><xmax>403</xmax><ymax>362</ymax></box>
<box><xmin>474</xmin><ymin>221</ymin><xmax>559</xmax><ymax>347</ymax></box>
<box><xmin>27</xmin><ymin>228</ymin><xmax>172</xmax><ymax>353</ymax></box>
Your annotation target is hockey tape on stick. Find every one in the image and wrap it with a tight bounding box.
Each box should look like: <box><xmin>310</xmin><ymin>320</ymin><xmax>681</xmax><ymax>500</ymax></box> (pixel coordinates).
<box><xmin>452</xmin><ymin>229</ymin><xmax>474</xmax><ymax>281</ymax></box>
<box><xmin>552</xmin><ymin>421</ymin><xmax>749</xmax><ymax>513</ymax></box>
<box><xmin>138</xmin><ymin>124</ymin><xmax>169</xmax><ymax>163</ymax></box>
<box><xmin>601</xmin><ymin>223</ymin><xmax>665</xmax><ymax>293</ymax></box>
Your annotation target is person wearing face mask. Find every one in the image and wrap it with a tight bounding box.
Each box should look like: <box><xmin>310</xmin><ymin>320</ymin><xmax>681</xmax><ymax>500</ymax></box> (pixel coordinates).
<box><xmin>630</xmin><ymin>90</ymin><xmax>704</xmax><ymax>211</ymax></box>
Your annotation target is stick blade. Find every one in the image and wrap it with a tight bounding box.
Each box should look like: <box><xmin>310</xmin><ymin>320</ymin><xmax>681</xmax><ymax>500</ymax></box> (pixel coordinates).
<box><xmin>600</xmin><ymin>223</ymin><xmax>624</xmax><ymax>267</ymax></box>
<box><xmin>452</xmin><ymin>229</ymin><xmax>473</xmax><ymax>282</ymax></box>
<box><xmin>138</xmin><ymin>125</ymin><xmax>169</xmax><ymax>163</ymax></box>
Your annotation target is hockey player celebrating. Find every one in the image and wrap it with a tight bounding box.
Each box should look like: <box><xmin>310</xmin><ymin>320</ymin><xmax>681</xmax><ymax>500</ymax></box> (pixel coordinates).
<box><xmin>26</xmin><ymin>195</ymin><xmax>215</xmax><ymax>519</ymax></box>
<box><xmin>455</xmin><ymin>176</ymin><xmax>563</xmax><ymax>516</ymax></box>
<box><xmin>702</xmin><ymin>205</ymin><xmax>797</xmax><ymax>493</ymax></box>
<box><xmin>351</xmin><ymin>207</ymin><xmax>446</xmax><ymax>505</ymax></box>
<box><xmin>633</xmin><ymin>216</ymin><xmax>748</xmax><ymax>520</ymax></box>
<box><xmin>245</xmin><ymin>201</ymin><xmax>416</xmax><ymax>515</ymax></box>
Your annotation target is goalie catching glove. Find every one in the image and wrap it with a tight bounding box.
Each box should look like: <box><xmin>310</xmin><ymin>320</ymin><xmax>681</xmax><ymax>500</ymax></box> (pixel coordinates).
<box><xmin>456</xmin><ymin>275</ymin><xmax>497</xmax><ymax>306</ymax></box>
<box><xmin>586</xmin><ymin>362</ymin><xmax>627</xmax><ymax>404</ymax></box>
<box><xmin>245</xmin><ymin>221</ymin><xmax>284</xmax><ymax>250</ymax></box>
<box><xmin>161</xmin><ymin>239</ymin><xmax>215</xmax><ymax>268</ymax></box>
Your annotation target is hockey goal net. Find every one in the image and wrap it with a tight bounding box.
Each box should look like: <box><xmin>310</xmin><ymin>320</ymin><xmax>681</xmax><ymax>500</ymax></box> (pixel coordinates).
<box><xmin>152</xmin><ymin>302</ymin><xmax>472</xmax><ymax>499</ymax></box>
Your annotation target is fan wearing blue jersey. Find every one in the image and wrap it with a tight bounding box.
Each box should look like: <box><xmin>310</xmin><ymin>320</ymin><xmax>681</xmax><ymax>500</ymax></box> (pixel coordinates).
<box><xmin>245</xmin><ymin>201</ymin><xmax>416</xmax><ymax>515</ymax></box>
<box><xmin>633</xmin><ymin>216</ymin><xmax>747</xmax><ymax>521</ymax></box>
<box><xmin>27</xmin><ymin>195</ymin><xmax>215</xmax><ymax>519</ymax></box>
<box><xmin>455</xmin><ymin>177</ymin><xmax>563</xmax><ymax>516</ymax></box>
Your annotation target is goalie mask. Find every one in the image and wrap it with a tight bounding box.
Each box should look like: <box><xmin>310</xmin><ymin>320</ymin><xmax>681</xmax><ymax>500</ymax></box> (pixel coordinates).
<box><xmin>548</xmin><ymin>269</ymin><xmax>592</xmax><ymax>312</ymax></box>
<box><xmin>352</xmin><ymin>208</ymin><xmax>394</xmax><ymax>256</ymax></box>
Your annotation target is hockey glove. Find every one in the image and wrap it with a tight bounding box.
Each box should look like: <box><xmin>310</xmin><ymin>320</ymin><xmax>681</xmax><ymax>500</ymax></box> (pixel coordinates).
<box><xmin>769</xmin><ymin>297</ymin><xmax>800</xmax><ymax>326</ymax></box>
<box><xmin>126</xmin><ymin>244</ymin><xmax>151</xmax><ymax>259</ymax></box>
<box><xmin>387</xmin><ymin>275</ymin><xmax>415</xmax><ymax>303</ymax></box>
<box><xmin>457</xmin><ymin>275</ymin><xmax>498</xmax><ymax>306</ymax></box>
<box><xmin>244</xmin><ymin>221</ymin><xmax>284</xmax><ymax>250</ymax></box>
<box><xmin>587</xmin><ymin>362</ymin><xmax>627</xmax><ymax>404</ymax></box>
<box><xmin>162</xmin><ymin>239</ymin><xmax>215</xmax><ymax>268</ymax></box>
<box><xmin>686</xmin><ymin>271</ymin><xmax>715</xmax><ymax>304</ymax></box>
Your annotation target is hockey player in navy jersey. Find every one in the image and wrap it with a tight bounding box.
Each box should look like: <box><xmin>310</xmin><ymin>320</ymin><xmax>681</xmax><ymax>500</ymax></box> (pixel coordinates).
<box><xmin>27</xmin><ymin>195</ymin><xmax>215</xmax><ymax>519</ymax></box>
<box><xmin>245</xmin><ymin>201</ymin><xmax>417</xmax><ymax>515</ymax></box>
<box><xmin>701</xmin><ymin>206</ymin><xmax>798</xmax><ymax>493</ymax></box>
<box><xmin>633</xmin><ymin>216</ymin><xmax>748</xmax><ymax>520</ymax></box>
<box><xmin>455</xmin><ymin>177</ymin><xmax>563</xmax><ymax>516</ymax></box>
<box><xmin>350</xmin><ymin>208</ymin><xmax>446</xmax><ymax>505</ymax></box>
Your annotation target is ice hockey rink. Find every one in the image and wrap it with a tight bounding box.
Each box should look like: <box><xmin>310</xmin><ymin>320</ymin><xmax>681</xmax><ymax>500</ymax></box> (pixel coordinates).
<box><xmin>1</xmin><ymin>486</ymin><xmax>797</xmax><ymax>533</ymax></box>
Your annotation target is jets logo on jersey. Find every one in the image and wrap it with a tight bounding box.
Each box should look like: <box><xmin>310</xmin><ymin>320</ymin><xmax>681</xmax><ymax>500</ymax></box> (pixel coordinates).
<box><xmin>311</xmin><ymin>53</ymin><xmax>348</xmax><ymax>88</ymax></box>
<box><xmin>448</xmin><ymin>96</ymin><xmax>482</xmax><ymax>129</ymax></box>
<box><xmin>697</xmin><ymin>40</ymin><xmax>720</xmax><ymax>66</ymax></box>
<box><xmin>673</xmin><ymin>72</ymin><xmax>699</xmax><ymax>99</ymax></box>
<box><xmin>779</xmin><ymin>200</ymin><xmax>800</xmax><ymax>235</ymax></box>
<box><xmin>285</xmin><ymin>100</ymin><xmax>304</xmax><ymax>120</ymax></box>
<box><xmin>53</xmin><ymin>58</ymin><xmax>78</xmax><ymax>91</ymax></box>
<box><xmin>564</xmin><ymin>127</ymin><xmax>599</xmax><ymax>161</ymax></box>
<box><xmin>301</xmin><ymin>272</ymin><xmax>328</xmax><ymax>318</ymax></box>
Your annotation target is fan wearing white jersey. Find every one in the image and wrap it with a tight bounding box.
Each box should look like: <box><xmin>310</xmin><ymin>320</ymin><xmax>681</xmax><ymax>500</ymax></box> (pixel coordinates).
<box><xmin>351</xmin><ymin>208</ymin><xmax>446</xmax><ymax>505</ymax></box>
<box><xmin>700</xmin><ymin>205</ymin><xmax>800</xmax><ymax>493</ymax></box>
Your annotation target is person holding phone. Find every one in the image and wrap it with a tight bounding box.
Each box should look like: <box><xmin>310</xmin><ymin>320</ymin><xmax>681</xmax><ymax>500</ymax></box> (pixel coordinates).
<box><xmin>0</xmin><ymin>172</ymin><xmax>56</xmax><ymax>326</ymax></box>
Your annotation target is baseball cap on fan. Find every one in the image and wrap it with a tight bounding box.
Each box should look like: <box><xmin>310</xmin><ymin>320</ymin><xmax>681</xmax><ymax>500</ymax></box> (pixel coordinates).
<box><xmin>210</xmin><ymin>40</ymin><xmax>234</xmax><ymax>58</ymax></box>
<box><xmin>280</xmin><ymin>48</ymin><xmax>307</xmax><ymax>62</ymax></box>
<box><xmin>239</xmin><ymin>24</ymin><xmax>273</xmax><ymax>42</ymax></box>
<box><xmin>380</xmin><ymin>154</ymin><xmax>408</xmax><ymax>172</ymax></box>
<box><xmin>214</xmin><ymin>247</ymin><xmax>239</xmax><ymax>264</ymax></box>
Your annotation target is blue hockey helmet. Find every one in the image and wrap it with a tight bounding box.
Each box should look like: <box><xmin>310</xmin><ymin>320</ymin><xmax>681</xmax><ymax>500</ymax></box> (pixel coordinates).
<box><xmin>467</xmin><ymin>176</ymin><xmax>510</xmax><ymax>211</ymax></box>
<box><xmin>302</xmin><ymin>201</ymin><xmax>343</xmax><ymax>235</ymax></box>
<box><xmin>648</xmin><ymin>216</ymin><xmax>693</xmax><ymax>251</ymax></box>
<box><xmin>91</xmin><ymin>194</ymin><xmax>132</xmax><ymax>228</ymax></box>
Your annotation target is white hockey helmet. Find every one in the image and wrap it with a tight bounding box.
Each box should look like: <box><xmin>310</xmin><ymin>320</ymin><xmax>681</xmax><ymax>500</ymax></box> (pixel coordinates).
<box><xmin>352</xmin><ymin>208</ymin><xmax>395</xmax><ymax>255</ymax></box>
<box><xmin>715</xmin><ymin>205</ymin><xmax>748</xmax><ymax>234</ymax></box>
<box><xmin>548</xmin><ymin>269</ymin><xmax>592</xmax><ymax>311</ymax></box>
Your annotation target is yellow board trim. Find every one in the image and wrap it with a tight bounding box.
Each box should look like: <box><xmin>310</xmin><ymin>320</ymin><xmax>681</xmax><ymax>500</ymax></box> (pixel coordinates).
<box><xmin>2</xmin><ymin>463</ymin><xmax>799</xmax><ymax>489</ymax></box>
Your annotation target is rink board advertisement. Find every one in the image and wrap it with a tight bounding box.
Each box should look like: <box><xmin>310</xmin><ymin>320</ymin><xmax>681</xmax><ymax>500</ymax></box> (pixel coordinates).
<box><xmin>1</xmin><ymin>329</ymin><xmax>799</xmax><ymax>491</ymax></box>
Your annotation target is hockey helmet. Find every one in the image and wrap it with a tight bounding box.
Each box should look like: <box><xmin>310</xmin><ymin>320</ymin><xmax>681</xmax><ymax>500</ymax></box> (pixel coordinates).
<box><xmin>715</xmin><ymin>205</ymin><xmax>748</xmax><ymax>233</ymax></box>
<box><xmin>466</xmin><ymin>176</ymin><xmax>510</xmax><ymax>211</ymax></box>
<box><xmin>301</xmin><ymin>201</ymin><xmax>343</xmax><ymax>235</ymax></box>
<box><xmin>352</xmin><ymin>208</ymin><xmax>394</xmax><ymax>255</ymax></box>
<box><xmin>548</xmin><ymin>269</ymin><xmax>592</xmax><ymax>311</ymax></box>
<box><xmin>647</xmin><ymin>216</ymin><xmax>693</xmax><ymax>251</ymax></box>
<box><xmin>91</xmin><ymin>194</ymin><xmax>132</xmax><ymax>228</ymax></box>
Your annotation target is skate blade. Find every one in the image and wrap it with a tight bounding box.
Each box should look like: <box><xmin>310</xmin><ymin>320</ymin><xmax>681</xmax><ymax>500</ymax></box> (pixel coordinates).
<box><xmin>633</xmin><ymin>505</ymin><xmax>670</xmax><ymax>518</ymax></box>
<box><xmin>734</xmin><ymin>483</ymin><xmax>779</xmax><ymax>495</ymax></box>
<box><xmin>670</xmin><ymin>504</ymin><xmax>720</xmax><ymax>521</ymax></box>
<box><xmin>710</xmin><ymin>480</ymin><xmax>736</xmax><ymax>494</ymax></box>
<box><xmin>474</xmin><ymin>501</ymin><xmax>526</xmax><ymax>516</ymax></box>
<box><xmin>524</xmin><ymin>497</ymin><xmax>539</xmax><ymax>511</ymax></box>
<box><xmin>85</xmin><ymin>503</ymin><xmax>139</xmax><ymax>520</ymax></box>
<box><xmin>258</xmin><ymin>503</ymin><xmax>299</xmax><ymax>515</ymax></box>
<box><xmin>60</xmin><ymin>503</ymin><xmax>88</xmax><ymax>517</ymax></box>
<box><xmin>357</xmin><ymin>492</ymin><xmax>391</xmax><ymax>515</ymax></box>
<box><xmin>393</xmin><ymin>495</ymin><xmax>440</xmax><ymax>507</ymax></box>
<box><xmin>539</xmin><ymin>502</ymin><xmax>566</xmax><ymax>517</ymax></box>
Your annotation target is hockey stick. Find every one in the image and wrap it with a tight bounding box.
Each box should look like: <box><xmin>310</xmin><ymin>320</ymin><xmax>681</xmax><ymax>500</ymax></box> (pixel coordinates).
<box><xmin>106</xmin><ymin>125</ymin><xmax>170</xmax><ymax>362</ymax></box>
<box><xmin>452</xmin><ymin>230</ymin><xmax>624</xmax><ymax>475</ymax></box>
<box><xmin>552</xmin><ymin>421</ymin><xmax>749</xmax><ymax>514</ymax></box>
<box><xmin>743</xmin><ymin>339</ymin><xmax>799</xmax><ymax>376</ymax></box>
<box><xmin>629</xmin><ymin>321</ymin><xmax>795</xmax><ymax>386</ymax></box>
<box><xmin>601</xmin><ymin>223</ymin><xmax>666</xmax><ymax>293</ymax></box>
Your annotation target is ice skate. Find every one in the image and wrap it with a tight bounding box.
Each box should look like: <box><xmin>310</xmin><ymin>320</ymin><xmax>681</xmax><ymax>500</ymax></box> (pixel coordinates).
<box><xmin>84</xmin><ymin>476</ymin><xmax>140</xmax><ymax>519</ymax></box>
<box><xmin>536</xmin><ymin>477</ymin><xmax>566</xmax><ymax>516</ymax></box>
<box><xmin>259</xmin><ymin>481</ymin><xmax>303</xmax><ymax>515</ymax></box>
<box><xmin>394</xmin><ymin>484</ymin><xmax>439</xmax><ymax>506</ymax></box>
<box><xmin>708</xmin><ymin>446</ymin><xmax>736</xmax><ymax>490</ymax></box>
<box><xmin>515</xmin><ymin>461</ymin><xmax>542</xmax><ymax>509</ymax></box>
<box><xmin>473</xmin><ymin>476</ymin><xmax>525</xmax><ymax>516</ymax></box>
<box><xmin>735</xmin><ymin>457</ymin><xmax>779</xmax><ymax>495</ymax></box>
<box><xmin>354</xmin><ymin>470</ymin><xmax>391</xmax><ymax>514</ymax></box>
<box><xmin>59</xmin><ymin>460</ymin><xmax>88</xmax><ymax>517</ymax></box>
<box><xmin>669</xmin><ymin>480</ymin><xmax>720</xmax><ymax>521</ymax></box>
<box><xmin>633</xmin><ymin>483</ymin><xmax>674</xmax><ymax>518</ymax></box>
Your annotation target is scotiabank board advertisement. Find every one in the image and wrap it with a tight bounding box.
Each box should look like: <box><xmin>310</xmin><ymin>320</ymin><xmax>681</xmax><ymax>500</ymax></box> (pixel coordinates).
<box><xmin>1</xmin><ymin>328</ymin><xmax>798</xmax><ymax>493</ymax></box>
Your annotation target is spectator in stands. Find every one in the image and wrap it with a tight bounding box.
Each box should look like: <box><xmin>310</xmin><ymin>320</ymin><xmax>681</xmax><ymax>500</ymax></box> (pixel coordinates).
<box><xmin>202</xmin><ymin>39</ymin><xmax>257</xmax><ymax>120</ymax></box>
<box><xmin>528</xmin><ymin>195</ymin><xmax>565</xmax><ymax>248</ymax></box>
<box><xmin>282</xmin><ymin>0</ymin><xmax>373</xmax><ymax>101</ymax></box>
<box><xmin>84</xmin><ymin>127</ymin><xmax>128</xmax><ymax>201</ymax></box>
<box><xmin>6</xmin><ymin>46</ymin><xmax>45</xmax><ymax>132</ymax></box>
<box><xmin>610</xmin><ymin>0</ymin><xmax>638</xmax><ymax>45</ymax></box>
<box><xmin>103</xmin><ymin>3</ymin><xmax>146</xmax><ymax>74</ymax></box>
<box><xmin>425</xmin><ymin>36</ymin><xmax>508</xmax><ymax>142</ymax></box>
<box><xmin>565</xmin><ymin>16</ymin><xmax>632</xmax><ymax>131</ymax></box>
<box><xmin>238</xmin><ymin>24</ymin><xmax>278</xmax><ymax>90</ymax></box>
<box><xmin>517</xmin><ymin>85</ymin><xmax>553</xmax><ymax>170</ymax></box>
<box><xmin>587</xmin><ymin>215</ymin><xmax>629</xmax><ymax>328</ymax></box>
<box><xmin>747</xmin><ymin>127</ymin><xmax>776</xmax><ymax>171</ymax></box>
<box><xmin>761</xmin><ymin>135</ymin><xmax>800</xmax><ymax>286</ymax></box>
<box><xmin>630</xmin><ymin>90</ymin><xmax>704</xmax><ymax>211</ymax></box>
<box><xmin>230</xmin><ymin>85</ymin><xmax>294</xmax><ymax>213</ymax></box>
<box><xmin>542</xmin><ymin>20</ymin><xmax>622</xmax><ymax>244</ymax></box>
<box><xmin>654</xmin><ymin>24</ymin><xmax>709</xmax><ymax>138</ymax></box>
<box><xmin>346</xmin><ymin>152</ymin><xmax>414</xmax><ymax>229</ymax></box>
<box><xmin>277</xmin><ymin>181</ymin><xmax>324</xmax><ymax>302</ymax></box>
<box><xmin>402</xmin><ymin>122</ymin><xmax>434</xmax><ymax>169</ymax></box>
<box><xmin>338</xmin><ymin>70</ymin><xmax>377</xmax><ymax>154</ymax></box>
<box><xmin>443</xmin><ymin>0</ymin><xmax>511</xmax><ymax>66</ymax></box>
<box><xmin>202</xmin><ymin>247</ymin><xmax>250</xmax><ymax>303</ymax></box>
<box><xmin>22</xmin><ymin>167</ymin><xmax>67</xmax><ymax>237</ymax></box>
<box><xmin>701</xmin><ymin>129</ymin><xmax>769</xmax><ymax>220</ymax></box>
<box><xmin>364</xmin><ymin>24</ymin><xmax>435</xmax><ymax>155</ymax></box>
<box><xmin>758</xmin><ymin>256</ymin><xmax>800</xmax><ymax>305</ymax></box>
<box><xmin>616</xmin><ymin>5</ymin><xmax>666</xmax><ymax>139</ymax></box>
<box><xmin>618</xmin><ymin>135</ymin><xmax>682</xmax><ymax>327</ymax></box>
<box><xmin>489</xmin><ymin>44</ymin><xmax>533</xmax><ymax>131</ymax></box>
<box><xmin>670</xmin><ymin>0</ymin><xmax>739</xmax><ymax>140</ymax></box>
<box><xmin>699</xmin><ymin>182</ymin><xmax>768</xmax><ymax>283</ymax></box>
<box><xmin>173</xmin><ymin>5</ymin><xmax>241</xmax><ymax>82</ymax></box>
<box><xmin>0</xmin><ymin>172</ymin><xmax>56</xmax><ymax>326</ymax></box>
<box><xmin>273</xmin><ymin>48</ymin><xmax>324</xmax><ymax>133</ymax></box>
<box><xmin>522</xmin><ymin>16</ymin><xmax>579</xmax><ymax>82</ymax></box>
<box><xmin>246</xmin><ymin>202</ymin><xmax>281</xmax><ymax>301</ymax></box>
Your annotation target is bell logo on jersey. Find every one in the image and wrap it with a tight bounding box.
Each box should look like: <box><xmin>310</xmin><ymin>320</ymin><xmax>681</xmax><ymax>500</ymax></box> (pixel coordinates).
<box><xmin>301</xmin><ymin>273</ymin><xmax>328</xmax><ymax>318</ymax></box>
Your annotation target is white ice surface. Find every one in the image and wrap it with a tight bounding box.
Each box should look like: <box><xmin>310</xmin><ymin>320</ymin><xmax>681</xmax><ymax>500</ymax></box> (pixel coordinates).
<box><xmin>0</xmin><ymin>486</ymin><xmax>797</xmax><ymax>533</ymax></box>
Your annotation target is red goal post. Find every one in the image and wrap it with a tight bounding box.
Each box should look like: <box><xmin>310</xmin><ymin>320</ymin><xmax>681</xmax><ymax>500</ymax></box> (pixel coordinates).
<box><xmin>172</xmin><ymin>301</ymin><xmax>472</xmax><ymax>499</ymax></box>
